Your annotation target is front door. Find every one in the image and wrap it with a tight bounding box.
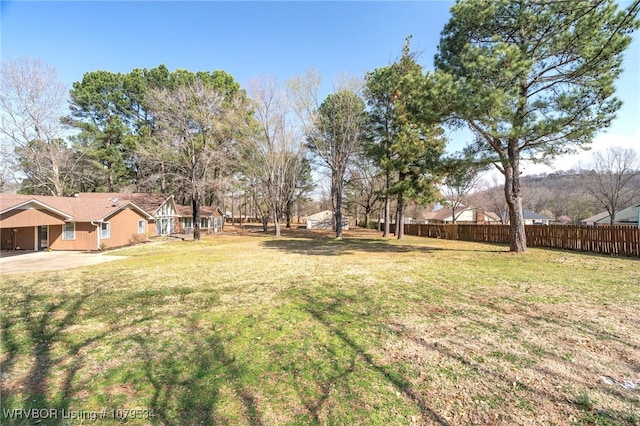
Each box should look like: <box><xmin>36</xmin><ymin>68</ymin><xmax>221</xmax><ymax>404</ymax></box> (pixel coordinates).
<box><xmin>38</xmin><ymin>226</ymin><xmax>48</xmax><ymax>250</ymax></box>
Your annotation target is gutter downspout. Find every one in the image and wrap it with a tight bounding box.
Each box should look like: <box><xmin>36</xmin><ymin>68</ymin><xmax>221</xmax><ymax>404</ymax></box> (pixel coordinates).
<box><xmin>91</xmin><ymin>221</ymin><xmax>101</xmax><ymax>251</ymax></box>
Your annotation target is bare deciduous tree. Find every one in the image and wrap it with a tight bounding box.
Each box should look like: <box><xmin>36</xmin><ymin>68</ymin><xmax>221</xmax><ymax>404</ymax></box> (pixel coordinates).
<box><xmin>470</xmin><ymin>174</ymin><xmax>509</xmax><ymax>224</ymax></box>
<box><xmin>344</xmin><ymin>156</ymin><xmax>384</xmax><ymax>229</ymax></box>
<box><xmin>0</xmin><ymin>57</ymin><xmax>77</xmax><ymax>195</ymax></box>
<box><xmin>582</xmin><ymin>146</ymin><xmax>640</xmax><ymax>225</ymax></box>
<box><xmin>147</xmin><ymin>79</ymin><xmax>248</xmax><ymax>240</ymax></box>
<box><xmin>440</xmin><ymin>156</ymin><xmax>486</xmax><ymax>224</ymax></box>
<box><xmin>242</xmin><ymin>76</ymin><xmax>309</xmax><ymax>236</ymax></box>
<box><xmin>290</xmin><ymin>72</ymin><xmax>367</xmax><ymax>238</ymax></box>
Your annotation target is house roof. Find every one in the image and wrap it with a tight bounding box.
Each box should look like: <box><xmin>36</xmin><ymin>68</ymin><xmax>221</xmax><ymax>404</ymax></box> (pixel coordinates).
<box><xmin>424</xmin><ymin>208</ymin><xmax>455</xmax><ymax>221</ymax></box>
<box><xmin>0</xmin><ymin>193</ymin><xmax>159</xmax><ymax>222</ymax></box>
<box><xmin>176</xmin><ymin>204</ymin><xmax>223</xmax><ymax>217</ymax></box>
<box><xmin>0</xmin><ymin>196</ymin><xmax>74</xmax><ymax>220</ymax></box>
<box><xmin>307</xmin><ymin>210</ymin><xmax>334</xmax><ymax>220</ymax></box>
<box><xmin>596</xmin><ymin>204</ymin><xmax>640</xmax><ymax>224</ymax></box>
<box><xmin>522</xmin><ymin>210</ymin><xmax>553</xmax><ymax>220</ymax></box>
<box><xmin>581</xmin><ymin>211</ymin><xmax>610</xmax><ymax>224</ymax></box>
<box><xmin>425</xmin><ymin>207</ymin><xmax>501</xmax><ymax>222</ymax></box>
<box><xmin>76</xmin><ymin>192</ymin><xmax>171</xmax><ymax>216</ymax></box>
<box><xmin>484</xmin><ymin>211</ymin><xmax>502</xmax><ymax>222</ymax></box>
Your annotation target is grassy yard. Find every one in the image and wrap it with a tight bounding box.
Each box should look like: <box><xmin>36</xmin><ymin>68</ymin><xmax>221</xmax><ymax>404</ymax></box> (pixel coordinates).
<box><xmin>1</xmin><ymin>227</ymin><xmax>639</xmax><ymax>425</ymax></box>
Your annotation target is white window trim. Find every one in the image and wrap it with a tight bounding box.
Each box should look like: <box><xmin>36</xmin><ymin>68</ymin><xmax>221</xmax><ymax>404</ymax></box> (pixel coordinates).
<box><xmin>62</xmin><ymin>222</ymin><xmax>75</xmax><ymax>240</ymax></box>
<box><xmin>101</xmin><ymin>222</ymin><xmax>110</xmax><ymax>239</ymax></box>
<box><xmin>138</xmin><ymin>220</ymin><xmax>145</xmax><ymax>234</ymax></box>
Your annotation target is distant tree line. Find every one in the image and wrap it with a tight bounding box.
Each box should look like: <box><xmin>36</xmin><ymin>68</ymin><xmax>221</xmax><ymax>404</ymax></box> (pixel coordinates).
<box><xmin>468</xmin><ymin>149</ymin><xmax>640</xmax><ymax>226</ymax></box>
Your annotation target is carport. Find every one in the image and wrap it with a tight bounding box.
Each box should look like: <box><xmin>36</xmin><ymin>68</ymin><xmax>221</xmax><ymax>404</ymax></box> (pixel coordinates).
<box><xmin>0</xmin><ymin>198</ymin><xmax>70</xmax><ymax>251</ymax></box>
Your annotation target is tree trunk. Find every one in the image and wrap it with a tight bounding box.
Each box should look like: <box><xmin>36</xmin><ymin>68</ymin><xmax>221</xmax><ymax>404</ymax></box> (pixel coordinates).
<box><xmin>160</xmin><ymin>160</ymin><xmax>166</xmax><ymax>193</ymax></box>
<box><xmin>331</xmin><ymin>170</ymin><xmax>344</xmax><ymax>239</ymax></box>
<box><xmin>335</xmin><ymin>183</ymin><xmax>343</xmax><ymax>239</ymax></box>
<box><xmin>107</xmin><ymin>162</ymin><xmax>115</xmax><ymax>192</ymax></box>
<box><xmin>382</xmin><ymin>168</ymin><xmax>391</xmax><ymax>237</ymax></box>
<box><xmin>609</xmin><ymin>209</ymin><xmax>616</xmax><ymax>226</ymax></box>
<box><xmin>49</xmin><ymin>149</ymin><xmax>64</xmax><ymax>196</ymax></box>
<box><xmin>273</xmin><ymin>201</ymin><xmax>281</xmax><ymax>237</ymax></box>
<box><xmin>285</xmin><ymin>200</ymin><xmax>292</xmax><ymax>228</ymax></box>
<box><xmin>503</xmin><ymin>149</ymin><xmax>526</xmax><ymax>252</ymax></box>
<box><xmin>262</xmin><ymin>215</ymin><xmax>268</xmax><ymax>232</ymax></box>
<box><xmin>396</xmin><ymin>191</ymin><xmax>405</xmax><ymax>240</ymax></box>
<box><xmin>192</xmin><ymin>197</ymin><xmax>201</xmax><ymax>241</ymax></box>
<box><xmin>231</xmin><ymin>193</ymin><xmax>235</xmax><ymax>226</ymax></box>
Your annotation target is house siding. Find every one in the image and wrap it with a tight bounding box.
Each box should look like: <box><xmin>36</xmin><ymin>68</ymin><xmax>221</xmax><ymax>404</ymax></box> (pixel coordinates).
<box><xmin>49</xmin><ymin>222</ymin><xmax>98</xmax><ymax>251</ymax></box>
<box><xmin>101</xmin><ymin>207</ymin><xmax>148</xmax><ymax>249</ymax></box>
<box><xmin>0</xmin><ymin>208</ymin><xmax>66</xmax><ymax>228</ymax></box>
<box><xmin>155</xmin><ymin>200</ymin><xmax>177</xmax><ymax>236</ymax></box>
<box><xmin>148</xmin><ymin>221</ymin><xmax>157</xmax><ymax>236</ymax></box>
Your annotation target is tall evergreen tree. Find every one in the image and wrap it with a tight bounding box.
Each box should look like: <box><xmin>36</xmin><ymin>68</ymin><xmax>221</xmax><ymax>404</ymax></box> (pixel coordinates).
<box><xmin>435</xmin><ymin>0</ymin><xmax>639</xmax><ymax>252</ymax></box>
<box><xmin>367</xmin><ymin>38</ymin><xmax>446</xmax><ymax>239</ymax></box>
<box><xmin>67</xmin><ymin>70</ymin><xmax>139</xmax><ymax>191</ymax></box>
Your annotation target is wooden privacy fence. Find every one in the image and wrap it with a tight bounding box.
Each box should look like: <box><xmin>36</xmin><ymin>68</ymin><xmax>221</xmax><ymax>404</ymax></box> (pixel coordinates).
<box><xmin>404</xmin><ymin>224</ymin><xmax>640</xmax><ymax>257</ymax></box>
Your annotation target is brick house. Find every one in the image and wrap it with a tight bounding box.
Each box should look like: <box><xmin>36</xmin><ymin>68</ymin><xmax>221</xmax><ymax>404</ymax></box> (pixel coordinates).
<box><xmin>0</xmin><ymin>193</ymin><xmax>176</xmax><ymax>251</ymax></box>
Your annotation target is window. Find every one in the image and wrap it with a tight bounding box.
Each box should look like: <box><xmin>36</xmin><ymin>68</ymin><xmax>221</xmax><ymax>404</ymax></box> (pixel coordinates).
<box><xmin>62</xmin><ymin>223</ymin><xmax>75</xmax><ymax>240</ymax></box>
<box><xmin>101</xmin><ymin>222</ymin><xmax>110</xmax><ymax>239</ymax></box>
<box><xmin>138</xmin><ymin>220</ymin><xmax>145</xmax><ymax>234</ymax></box>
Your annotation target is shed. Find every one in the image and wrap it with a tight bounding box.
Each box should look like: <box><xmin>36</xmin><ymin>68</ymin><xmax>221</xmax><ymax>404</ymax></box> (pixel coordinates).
<box><xmin>306</xmin><ymin>210</ymin><xmax>349</xmax><ymax>230</ymax></box>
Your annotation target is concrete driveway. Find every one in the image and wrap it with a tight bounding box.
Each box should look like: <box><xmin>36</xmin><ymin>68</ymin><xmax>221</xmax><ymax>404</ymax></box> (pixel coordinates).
<box><xmin>0</xmin><ymin>251</ymin><xmax>127</xmax><ymax>274</ymax></box>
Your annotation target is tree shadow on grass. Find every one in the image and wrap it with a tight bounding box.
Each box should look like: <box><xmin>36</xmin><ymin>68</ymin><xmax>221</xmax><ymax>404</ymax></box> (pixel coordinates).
<box><xmin>0</xmin><ymin>285</ymin><xmax>116</xmax><ymax>425</ymax></box>
<box><xmin>1</xmin><ymin>289</ymin><xmax>91</xmax><ymax>423</ymax></box>
<box><xmin>132</xmin><ymin>330</ymin><xmax>264</xmax><ymax>426</ymax></box>
<box><xmin>261</xmin><ymin>235</ymin><xmax>440</xmax><ymax>256</ymax></box>
<box><xmin>1</xmin><ymin>282</ymin><xmax>263</xmax><ymax>426</ymax></box>
<box><xmin>296</xmin><ymin>290</ymin><xmax>451</xmax><ymax>425</ymax></box>
<box><xmin>253</xmin><ymin>227</ymin><xmax>508</xmax><ymax>256</ymax></box>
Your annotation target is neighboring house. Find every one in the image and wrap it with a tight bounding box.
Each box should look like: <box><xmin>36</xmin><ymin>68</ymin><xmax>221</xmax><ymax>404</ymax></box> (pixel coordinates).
<box><xmin>77</xmin><ymin>192</ymin><xmax>178</xmax><ymax>236</ymax></box>
<box><xmin>0</xmin><ymin>193</ymin><xmax>153</xmax><ymax>251</ymax></box>
<box><xmin>595</xmin><ymin>204</ymin><xmax>640</xmax><ymax>226</ymax></box>
<box><xmin>306</xmin><ymin>210</ymin><xmax>349</xmax><ymax>230</ymax></box>
<box><xmin>522</xmin><ymin>210</ymin><xmax>553</xmax><ymax>225</ymax></box>
<box><xmin>176</xmin><ymin>204</ymin><xmax>225</xmax><ymax>234</ymax></box>
<box><xmin>581</xmin><ymin>211</ymin><xmax>611</xmax><ymax>226</ymax></box>
<box><xmin>420</xmin><ymin>207</ymin><xmax>501</xmax><ymax>224</ymax></box>
<box><xmin>499</xmin><ymin>210</ymin><xmax>553</xmax><ymax>225</ymax></box>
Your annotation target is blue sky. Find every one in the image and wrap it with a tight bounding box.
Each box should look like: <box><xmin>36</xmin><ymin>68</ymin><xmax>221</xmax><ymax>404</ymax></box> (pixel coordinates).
<box><xmin>1</xmin><ymin>1</ymin><xmax>638</xmax><ymax>169</ymax></box>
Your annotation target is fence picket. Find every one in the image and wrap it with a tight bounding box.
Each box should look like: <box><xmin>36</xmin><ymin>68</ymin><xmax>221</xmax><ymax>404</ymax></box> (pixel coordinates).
<box><xmin>404</xmin><ymin>224</ymin><xmax>640</xmax><ymax>257</ymax></box>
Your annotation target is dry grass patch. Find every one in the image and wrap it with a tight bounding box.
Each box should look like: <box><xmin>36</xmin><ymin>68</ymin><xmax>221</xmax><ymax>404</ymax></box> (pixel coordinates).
<box><xmin>1</xmin><ymin>228</ymin><xmax>638</xmax><ymax>425</ymax></box>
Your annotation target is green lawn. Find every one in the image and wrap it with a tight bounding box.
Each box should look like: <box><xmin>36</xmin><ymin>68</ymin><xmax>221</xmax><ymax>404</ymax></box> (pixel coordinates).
<box><xmin>1</xmin><ymin>228</ymin><xmax>639</xmax><ymax>425</ymax></box>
